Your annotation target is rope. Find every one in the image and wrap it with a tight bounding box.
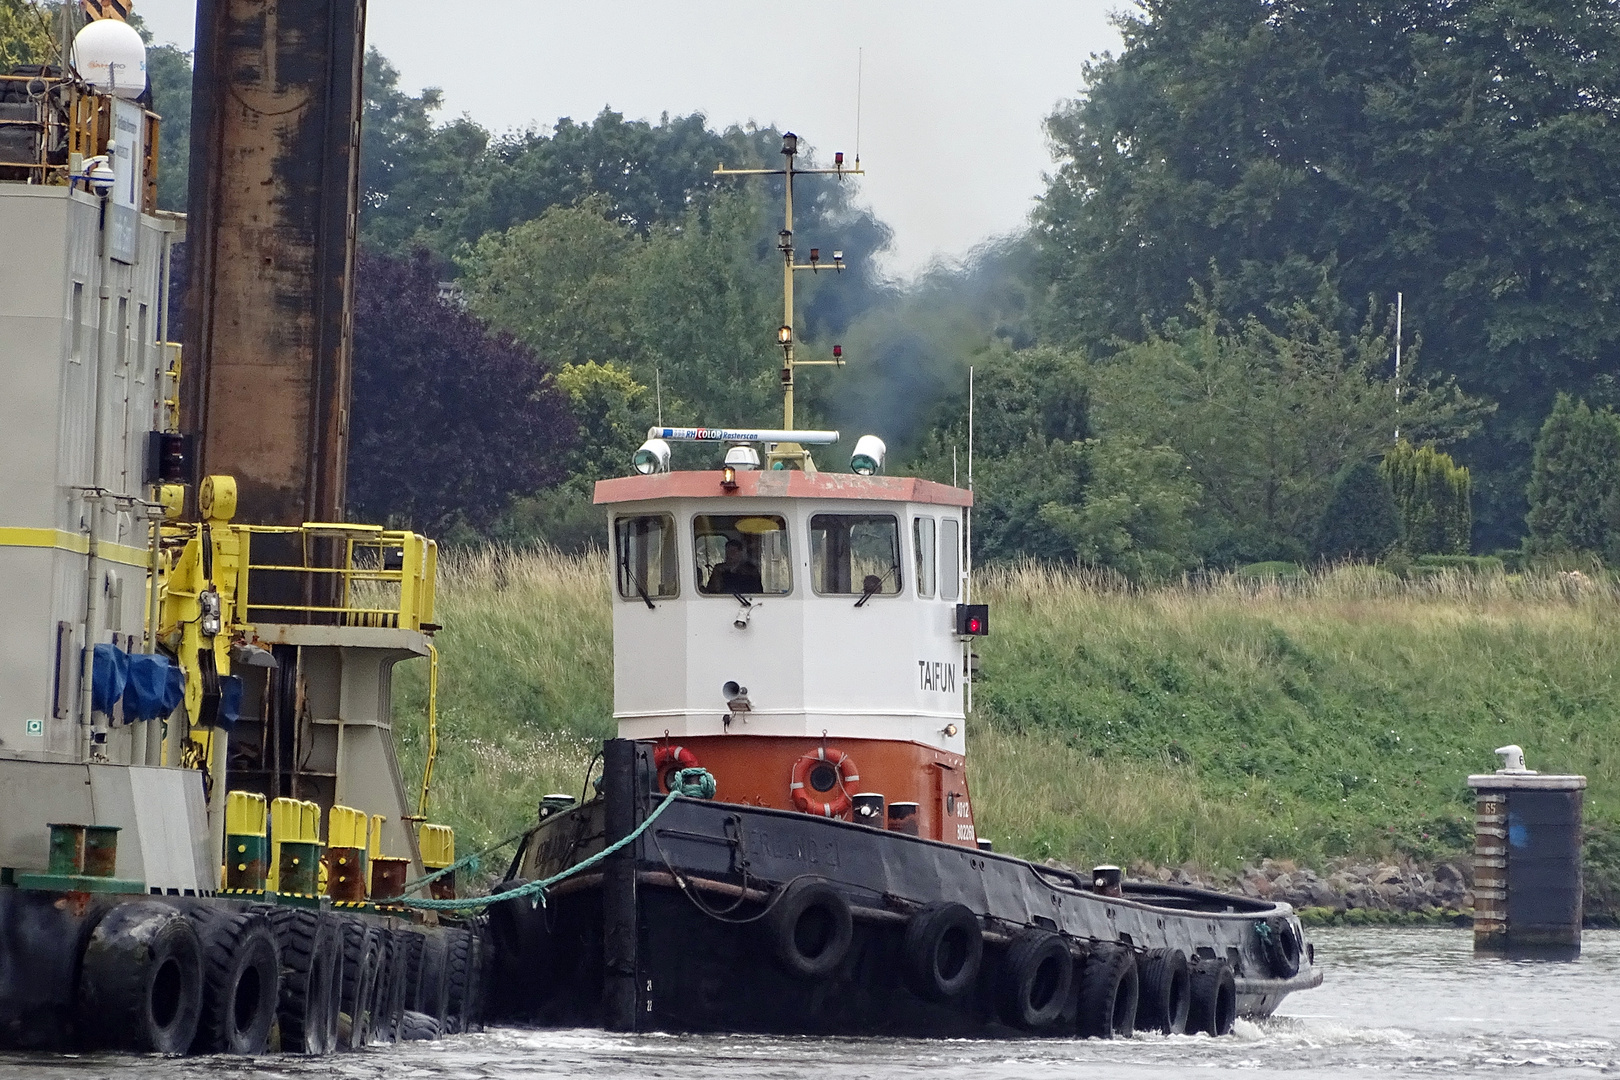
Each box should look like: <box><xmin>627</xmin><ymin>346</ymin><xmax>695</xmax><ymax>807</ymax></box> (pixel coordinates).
<box><xmin>396</xmin><ymin>824</ymin><xmax>532</xmax><ymax>896</ymax></box>
<box><xmin>397</xmin><ymin>767</ymin><xmax>714</xmax><ymax>913</ymax></box>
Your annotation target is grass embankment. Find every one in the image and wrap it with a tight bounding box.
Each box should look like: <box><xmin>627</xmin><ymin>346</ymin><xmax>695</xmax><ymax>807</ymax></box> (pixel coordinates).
<box><xmin>394</xmin><ymin>552</ymin><xmax>1620</xmax><ymax>891</ymax></box>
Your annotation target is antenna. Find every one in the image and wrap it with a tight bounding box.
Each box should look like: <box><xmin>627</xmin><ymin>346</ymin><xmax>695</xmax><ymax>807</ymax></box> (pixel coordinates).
<box><xmin>655</xmin><ymin>367</ymin><xmax>663</xmax><ymax>428</ymax></box>
<box><xmin>855</xmin><ymin>48</ymin><xmax>863</xmax><ymax>168</ymax></box>
<box><xmin>716</xmin><ymin>128</ymin><xmax>864</xmax><ymax>468</ymax></box>
<box><xmin>1394</xmin><ymin>291</ymin><xmax>1403</xmax><ymax>442</ymax></box>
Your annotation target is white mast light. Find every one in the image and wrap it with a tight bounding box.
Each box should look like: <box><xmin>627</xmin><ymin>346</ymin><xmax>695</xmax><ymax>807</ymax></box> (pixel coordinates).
<box><xmin>850</xmin><ymin>435</ymin><xmax>886</xmax><ymax>475</ymax></box>
<box><xmin>632</xmin><ymin>438</ymin><xmax>671</xmax><ymax>474</ymax></box>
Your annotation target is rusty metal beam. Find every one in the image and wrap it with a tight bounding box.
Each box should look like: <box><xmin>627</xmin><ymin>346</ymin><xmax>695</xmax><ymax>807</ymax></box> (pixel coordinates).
<box><xmin>181</xmin><ymin>0</ymin><xmax>365</xmax><ymax>527</ymax></box>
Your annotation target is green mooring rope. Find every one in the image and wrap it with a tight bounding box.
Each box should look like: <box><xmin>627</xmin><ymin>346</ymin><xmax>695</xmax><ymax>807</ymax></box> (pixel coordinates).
<box><xmin>396</xmin><ymin>767</ymin><xmax>715</xmax><ymax>913</ymax></box>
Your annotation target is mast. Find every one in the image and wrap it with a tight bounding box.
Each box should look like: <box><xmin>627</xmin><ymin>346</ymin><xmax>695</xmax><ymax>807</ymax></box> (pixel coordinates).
<box><xmin>717</xmin><ymin>133</ymin><xmax>861</xmax><ymax>463</ymax></box>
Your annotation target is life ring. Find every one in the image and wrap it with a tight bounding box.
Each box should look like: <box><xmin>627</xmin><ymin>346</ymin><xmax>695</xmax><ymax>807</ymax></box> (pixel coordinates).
<box><xmin>790</xmin><ymin>748</ymin><xmax>860</xmax><ymax>817</ymax></box>
<box><xmin>655</xmin><ymin>745</ymin><xmax>700</xmax><ymax>793</ymax></box>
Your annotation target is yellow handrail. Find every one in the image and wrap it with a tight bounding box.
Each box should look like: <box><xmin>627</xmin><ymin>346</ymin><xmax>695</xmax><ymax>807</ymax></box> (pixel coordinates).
<box><xmin>416</xmin><ymin>642</ymin><xmax>440</xmax><ymax>819</ymax></box>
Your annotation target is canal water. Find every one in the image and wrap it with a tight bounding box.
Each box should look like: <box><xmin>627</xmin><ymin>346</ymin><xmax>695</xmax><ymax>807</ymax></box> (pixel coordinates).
<box><xmin>5</xmin><ymin>928</ymin><xmax>1616</xmax><ymax>1078</ymax></box>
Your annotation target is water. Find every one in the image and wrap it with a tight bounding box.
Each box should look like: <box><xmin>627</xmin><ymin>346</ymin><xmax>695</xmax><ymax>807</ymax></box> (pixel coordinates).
<box><xmin>7</xmin><ymin>928</ymin><xmax>1617</xmax><ymax>1079</ymax></box>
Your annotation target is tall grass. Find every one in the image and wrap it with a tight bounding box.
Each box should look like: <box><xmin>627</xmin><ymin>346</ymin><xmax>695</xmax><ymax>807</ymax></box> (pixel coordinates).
<box><xmin>393</xmin><ymin>550</ymin><xmax>1620</xmax><ymax>874</ymax></box>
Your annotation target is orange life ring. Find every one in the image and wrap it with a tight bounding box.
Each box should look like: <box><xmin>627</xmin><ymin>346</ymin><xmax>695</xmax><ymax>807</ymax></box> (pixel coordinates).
<box><xmin>791</xmin><ymin>748</ymin><xmax>860</xmax><ymax>818</ymax></box>
<box><xmin>655</xmin><ymin>745</ymin><xmax>700</xmax><ymax>792</ymax></box>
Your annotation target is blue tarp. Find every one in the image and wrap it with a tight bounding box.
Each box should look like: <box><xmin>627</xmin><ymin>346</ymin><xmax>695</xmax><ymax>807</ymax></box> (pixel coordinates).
<box><xmin>123</xmin><ymin>653</ymin><xmax>185</xmax><ymax>722</ymax></box>
<box><xmin>218</xmin><ymin>674</ymin><xmax>242</xmax><ymax>729</ymax></box>
<box><xmin>90</xmin><ymin>643</ymin><xmax>128</xmax><ymax>715</ymax></box>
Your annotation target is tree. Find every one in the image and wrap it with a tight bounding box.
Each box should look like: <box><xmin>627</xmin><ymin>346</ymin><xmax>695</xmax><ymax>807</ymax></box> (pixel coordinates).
<box><xmin>460</xmin><ymin>194</ymin><xmax>779</xmax><ymax>430</ymax></box>
<box><xmin>349</xmin><ymin>249</ymin><xmax>575</xmax><ymax>538</ymax></box>
<box><xmin>1314</xmin><ymin>460</ymin><xmax>1402</xmax><ymax>563</ymax></box>
<box><xmin>912</xmin><ymin>346</ymin><xmax>1196</xmax><ymax>578</ymax></box>
<box><xmin>1089</xmin><ymin>293</ymin><xmax>1485</xmax><ymax>564</ymax></box>
<box><xmin>1524</xmin><ymin>394</ymin><xmax>1620</xmax><ymax>559</ymax></box>
<box><xmin>1381</xmin><ymin>440</ymin><xmax>1471</xmax><ymax>556</ymax></box>
<box><xmin>0</xmin><ymin>0</ymin><xmax>51</xmax><ymax>69</ymax></box>
<box><xmin>1036</xmin><ymin>0</ymin><xmax>1620</xmax><ymax>550</ymax></box>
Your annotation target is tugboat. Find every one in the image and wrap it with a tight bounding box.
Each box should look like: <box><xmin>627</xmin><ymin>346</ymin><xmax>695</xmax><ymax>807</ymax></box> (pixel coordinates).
<box><xmin>483</xmin><ymin>133</ymin><xmax>1323</xmax><ymax>1038</ymax></box>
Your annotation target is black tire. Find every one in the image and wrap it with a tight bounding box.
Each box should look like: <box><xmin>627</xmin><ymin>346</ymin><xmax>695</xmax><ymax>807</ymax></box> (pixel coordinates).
<box><xmin>1187</xmin><ymin>957</ymin><xmax>1237</xmax><ymax>1037</ymax></box>
<box><xmin>338</xmin><ymin>917</ymin><xmax>382</xmax><ymax>1049</ymax></box>
<box><xmin>995</xmin><ymin>929</ymin><xmax>1072</xmax><ymax>1031</ymax></box>
<box><xmin>902</xmin><ymin>902</ymin><xmax>983</xmax><ymax>1002</ymax></box>
<box><xmin>187</xmin><ymin>908</ymin><xmax>279</xmax><ymax>1054</ymax></box>
<box><xmin>1259</xmin><ymin>917</ymin><xmax>1303</xmax><ymax>979</ymax></box>
<box><xmin>370</xmin><ymin>929</ymin><xmax>407</xmax><ymax>1045</ymax></box>
<box><xmin>399</xmin><ymin>1009</ymin><xmax>441</xmax><ymax>1041</ymax></box>
<box><xmin>1136</xmin><ymin>947</ymin><xmax>1191</xmax><ymax>1035</ymax></box>
<box><xmin>78</xmin><ymin>901</ymin><xmax>204</xmax><ymax>1054</ymax></box>
<box><xmin>1077</xmin><ymin>942</ymin><xmax>1139</xmax><ymax>1039</ymax></box>
<box><xmin>266</xmin><ymin>907</ymin><xmax>341</xmax><ymax>1054</ymax></box>
<box><xmin>763</xmin><ymin>880</ymin><xmax>854</xmax><ymax>978</ymax></box>
<box><xmin>400</xmin><ymin>928</ymin><xmax>428</xmax><ymax>1014</ymax></box>
<box><xmin>442</xmin><ymin>928</ymin><xmax>476</xmax><ymax>1034</ymax></box>
<box><xmin>415</xmin><ymin>931</ymin><xmax>452</xmax><ymax>1029</ymax></box>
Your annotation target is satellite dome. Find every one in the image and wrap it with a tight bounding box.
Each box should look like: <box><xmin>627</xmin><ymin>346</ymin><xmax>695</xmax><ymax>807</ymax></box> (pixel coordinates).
<box><xmin>71</xmin><ymin>19</ymin><xmax>147</xmax><ymax>99</ymax></box>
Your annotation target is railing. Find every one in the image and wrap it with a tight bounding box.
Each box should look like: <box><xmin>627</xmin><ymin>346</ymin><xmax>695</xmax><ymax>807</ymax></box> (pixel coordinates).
<box><xmin>237</xmin><ymin>523</ymin><xmax>438</xmax><ymax>632</ymax></box>
<box><xmin>0</xmin><ymin>72</ymin><xmax>159</xmax><ymax>212</ymax></box>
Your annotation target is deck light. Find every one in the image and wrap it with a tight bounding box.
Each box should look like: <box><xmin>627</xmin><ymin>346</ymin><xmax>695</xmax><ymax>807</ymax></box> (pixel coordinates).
<box><xmin>721</xmin><ymin>466</ymin><xmax>738</xmax><ymax>490</ymax></box>
<box><xmin>781</xmin><ymin>132</ymin><xmax>799</xmax><ymax>157</ymax></box>
<box><xmin>850</xmin><ymin>434</ymin><xmax>886</xmax><ymax>475</ymax></box>
<box><xmin>632</xmin><ymin>438</ymin><xmax>671</xmax><ymax>474</ymax></box>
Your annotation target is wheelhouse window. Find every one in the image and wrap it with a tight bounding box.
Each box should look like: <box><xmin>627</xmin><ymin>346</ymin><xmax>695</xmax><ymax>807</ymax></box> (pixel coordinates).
<box><xmin>914</xmin><ymin>517</ymin><xmax>936</xmax><ymax>598</ymax></box>
<box><xmin>614</xmin><ymin>515</ymin><xmax>679</xmax><ymax>602</ymax></box>
<box><xmin>811</xmin><ymin>514</ymin><xmax>902</xmax><ymax>597</ymax></box>
<box><xmin>693</xmin><ymin>515</ymin><xmax>792</xmax><ymax>595</ymax></box>
<box><xmin>940</xmin><ymin>517</ymin><xmax>961</xmax><ymax>601</ymax></box>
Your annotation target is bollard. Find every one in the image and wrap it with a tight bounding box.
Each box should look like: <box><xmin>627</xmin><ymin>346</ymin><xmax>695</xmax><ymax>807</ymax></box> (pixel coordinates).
<box><xmin>1468</xmin><ymin>744</ymin><xmax>1586</xmax><ymax>959</ymax></box>
<box><xmin>224</xmin><ymin>791</ymin><xmax>269</xmax><ymax>892</ymax></box>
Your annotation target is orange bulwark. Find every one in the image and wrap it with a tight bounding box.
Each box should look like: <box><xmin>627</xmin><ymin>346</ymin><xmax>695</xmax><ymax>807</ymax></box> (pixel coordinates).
<box><xmin>652</xmin><ymin>735</ymin><xmax>977</xmax><ymax>847</ymax></box>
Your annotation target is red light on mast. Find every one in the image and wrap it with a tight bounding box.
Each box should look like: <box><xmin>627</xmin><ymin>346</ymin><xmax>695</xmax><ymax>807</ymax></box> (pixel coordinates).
<box><xmin>832</xmin><ymin>344</ymin><xmax>842</xmax><ymax>358</ymax></box>
<box><xmin>835</xmin><ymin>151</ymin><xmax>844</xmax><ymax>166</ymax></box>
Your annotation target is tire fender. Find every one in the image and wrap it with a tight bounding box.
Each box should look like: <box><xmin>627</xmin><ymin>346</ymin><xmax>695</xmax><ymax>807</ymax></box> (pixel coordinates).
<box><xmin>78</xmin><ymin>901</ymin><xmax>204</xmax><ymax>1054</ymax></box>
<box><xmin>902</xmin><ymin>902</ymin><xmax>984</xmax><ymax>1002</ymax></box>
<box><xmin>995</xmin><ymin>929</ymin><xmax>1072</xmax><ymax>1031</ymax></box>
<box><xmin>1077</xmin><ymin>941</ymin><xmax>1139</xmax><ymax>1039</ymax></box>
<box><xmin>1187</xmin><ymin>957</ymin><xmax>1237</xmax><ymax>1036</ymax></box>
<box><xmin>1135</xmin><ymin>947</ymin><xmax>1190</xmax><ymax>1035</ymax></box>
<box><xmin>763</xmin><ymin>879</ymin><xmax>854</xmax><ymax>978</ymax></box>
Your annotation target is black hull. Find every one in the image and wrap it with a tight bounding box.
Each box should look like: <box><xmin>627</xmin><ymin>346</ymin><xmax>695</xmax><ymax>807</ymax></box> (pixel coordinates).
<box><xmin>487</xmin><ymin>741</ymin><xmax>1322</xmax><ymax>1036</ymax></box>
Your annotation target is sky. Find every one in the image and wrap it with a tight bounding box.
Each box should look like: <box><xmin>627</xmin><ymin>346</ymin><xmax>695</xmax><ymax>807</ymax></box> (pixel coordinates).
<box><xmin>130</xmin><ymin>1</ymin><xmax>1124</xmax><ymax>278</ymax></box>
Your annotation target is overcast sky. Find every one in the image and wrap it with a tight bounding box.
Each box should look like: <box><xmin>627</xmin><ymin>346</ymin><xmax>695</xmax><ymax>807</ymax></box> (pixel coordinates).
<box><xmin>131</xmin><ymin>1</ymin><xmax>1123</xmax><ymax>278</ymax></box>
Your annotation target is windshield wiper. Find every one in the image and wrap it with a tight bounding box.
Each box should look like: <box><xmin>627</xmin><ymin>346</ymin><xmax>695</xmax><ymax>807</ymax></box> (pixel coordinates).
<box><xmin>622</xmin><ymin>558</ymin><xmax>656</xmax><ymax>610</ymax></box>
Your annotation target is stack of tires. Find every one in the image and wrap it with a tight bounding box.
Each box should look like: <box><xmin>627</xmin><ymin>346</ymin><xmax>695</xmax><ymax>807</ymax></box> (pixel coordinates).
<box><xmin>764</xmin><ymin>882</ymin><xmax>1239</xmax><ymax>1039</ymax></box>
<box><xmin>71</xmin><ymin>899</ymin><xmax>483</xmax><ymax>1056</ymax></box>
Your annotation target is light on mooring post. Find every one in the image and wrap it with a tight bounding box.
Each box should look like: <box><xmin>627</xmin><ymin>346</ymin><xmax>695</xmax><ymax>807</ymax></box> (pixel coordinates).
<box><xmin>781</xmin><ymin>132</ymin><xmax>799</xmax><ymax>157</ymax></box>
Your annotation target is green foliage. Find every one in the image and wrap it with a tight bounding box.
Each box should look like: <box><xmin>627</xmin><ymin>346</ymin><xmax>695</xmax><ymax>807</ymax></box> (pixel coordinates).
<box><xmin>1034</xmin><ymin>0</ymin><xmax>1620</xmax><ymax>550</ymax></box>
<box><xmin>0</xmin><ymin>0</ymin><xmax>52</xmax><ymax>69</ymax></box>
<box><xmin>1525</xmin><ymin>394</ymin><xmax>1620</xmax><ymax>561</ymax></box>
<box><xmin>910</xmin><ymin>348</ymin><xmax>1196</xmax><ymax>579</ymax></box>
<box><xmin>1411</xmin><ymin>554</ymin><xmax>1504</xmax><ymax>576</ymax></box>
<box><xmin>397</xmin><ymin>550</ymin><xmax>1620</xmax><ymax>880</ymax></box>
<box><xmin>1381</xmin><ymin>441</ymin><xmax>1472</xmax><ymax>556</ymax></box>
<box><xmin>460</xmin><ymin>194</ymin><xmax>778</xmax><ymax>432</ymax></box>
<box><xmin>1236</xmin><ymin>561</ymin><xmax>1305</xmax><ymax>580</ymax></box>
<box><xmin>1091</xmin><ymin>294</ymin><xmax>1485</xmax><ymax>565</ymax></box>
<box><xmin>1313</xmin><ymin>461</ymin><xmax>1402</xmax><ymax>563</ymax></box>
